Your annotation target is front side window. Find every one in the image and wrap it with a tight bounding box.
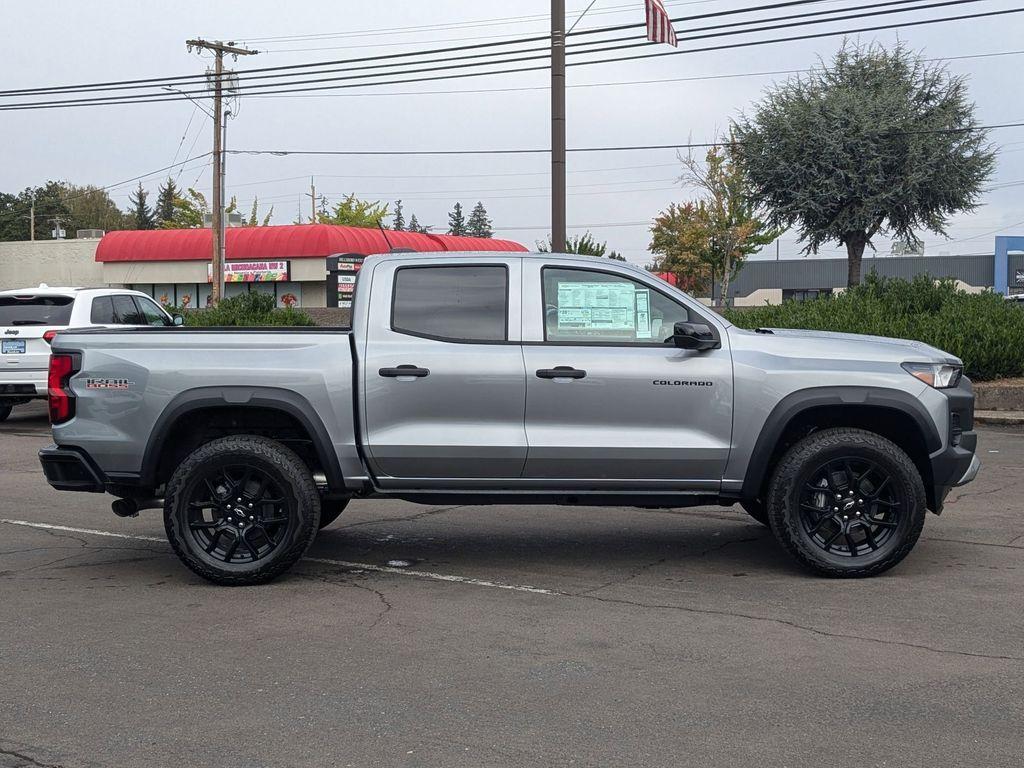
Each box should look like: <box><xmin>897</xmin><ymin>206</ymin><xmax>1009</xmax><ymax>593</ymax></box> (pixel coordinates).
<box><xmin>112</xmin><ymin>295</ymin><xmax>144</xmax><ymax>325</ymax></box>
<box><xmin>392</xmin><ymin>265</ymin><xmax>507</xmax><ymax>342</ymax></box>
<box><xmin>543</xmin><ymin>267</ymin><xmax>689</xmax><ymax>344</ymax></box>
<box><xmin>135</xmin><ymin>296</ymin><xmax>171</xmax><ymax>326</ymax></box>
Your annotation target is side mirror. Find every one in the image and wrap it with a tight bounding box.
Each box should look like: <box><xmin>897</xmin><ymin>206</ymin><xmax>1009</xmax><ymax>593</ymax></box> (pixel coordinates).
<box><xmin>671</xmin><ymin>321</ymin><xmax>718</xmax><ymax>351</ymax></box>
<box><xmin>172</xmin><ymin>314</ymin><xmax>185</xmax><ymax>326</ymax></box>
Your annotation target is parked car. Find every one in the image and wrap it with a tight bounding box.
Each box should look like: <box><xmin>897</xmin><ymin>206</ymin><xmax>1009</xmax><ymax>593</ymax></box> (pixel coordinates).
<box><xmin>1005</xmin><ymin>293</ymin><xmax>1024</xmax><ymax>305</ymax></box>
<box><xmin>0</xmin><ymin>285</ymin><xmax>178</xmax><ymax>421</ymax></box>
<box><xmin>39</xmin><ymin>253</ymin><xmax>978</xmax><ymax>584</ymax></box>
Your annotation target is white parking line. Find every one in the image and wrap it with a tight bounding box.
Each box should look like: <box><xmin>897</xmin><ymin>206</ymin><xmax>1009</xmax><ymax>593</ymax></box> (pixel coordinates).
<box><xmin>0</xmin><ymin>518</ymin><xmax>557</xmax><ymax>596</ymax></box>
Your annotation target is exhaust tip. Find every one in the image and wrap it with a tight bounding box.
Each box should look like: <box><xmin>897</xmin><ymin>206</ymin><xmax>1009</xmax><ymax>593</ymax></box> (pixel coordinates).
<box><xmin>111</xmin><ymin>498</ymin><xmax>139</xmax><ymax>518</ymax></box>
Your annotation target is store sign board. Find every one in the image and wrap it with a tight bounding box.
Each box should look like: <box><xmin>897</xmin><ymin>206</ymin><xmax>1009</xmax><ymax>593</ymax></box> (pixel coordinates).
<box><xmin>208</xmin><ymin>261</ymin><xmax>290</xmax><ymax>283</ymax></box>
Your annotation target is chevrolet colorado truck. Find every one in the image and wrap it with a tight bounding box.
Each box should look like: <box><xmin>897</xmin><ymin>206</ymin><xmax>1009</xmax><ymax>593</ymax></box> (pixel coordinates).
<box><xmin>38</xmin><ymin>252</ymin><xmax>979</xmax><ymax>585</ymax></box>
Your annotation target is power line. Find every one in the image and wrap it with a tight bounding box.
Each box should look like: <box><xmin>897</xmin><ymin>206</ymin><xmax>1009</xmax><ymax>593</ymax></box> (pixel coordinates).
<box><xmin>0</xmin><ymin>0</ymin><xmax>921</xmax><ymax>98</ymax></box>
<box><xmin>3</xmin><ymin>4</ymin><xmax>1017</xmax><ymax>111</ymax></box>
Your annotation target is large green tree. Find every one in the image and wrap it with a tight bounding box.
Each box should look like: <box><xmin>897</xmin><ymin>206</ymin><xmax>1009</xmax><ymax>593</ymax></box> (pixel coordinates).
<box><xmin>732</xmin><ymin>41</ymin><xmax>995</xmax><ymax>288</ymax></box>
<box><xmin>61</xmin><ymin>184</ymin><xmax>128</xmax><ymax>233</ymax></box>
<box><xmin>317</xmin><ymin>193</ymin><xmax>389</xmax><ymax>228</ymax></box>
<box><xmin>0</xmin><ymin>182</ymin><xmax>74</xmax><ymax>241</ymax></box>
<box><xmin>155</xmin><ymin>177</ymin><xmax>180</xmax><ymax>226</ymax></box>
<box><xmin>392</xmin><ymin>199</ymin><xmax>406</xmax><ymax>231</ymax></box>
<box><xmin>466</xmin><ymin>201</ymin><xmax>493</xmax><ymax>238</ymax></box>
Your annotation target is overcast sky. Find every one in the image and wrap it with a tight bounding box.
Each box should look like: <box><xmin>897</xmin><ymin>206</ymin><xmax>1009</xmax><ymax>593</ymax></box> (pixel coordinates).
<box><xmin>2</xmin><ymin>0</ymin><xmax>1023</xmax><ymax>264</ymax></box>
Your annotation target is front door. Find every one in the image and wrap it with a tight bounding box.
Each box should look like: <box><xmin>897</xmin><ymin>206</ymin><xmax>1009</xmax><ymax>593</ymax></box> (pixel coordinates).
<box><xmin>362</xmin><ymin>259</ymin><xmax>527</xmax><ymax>486</ymax></box>
<box><xmin>521</xmin><ymin>264</ymin><xmax>733</xmax><ymax>488</ymax></box>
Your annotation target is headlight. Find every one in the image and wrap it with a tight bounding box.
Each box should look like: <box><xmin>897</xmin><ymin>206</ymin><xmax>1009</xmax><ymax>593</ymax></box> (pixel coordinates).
<box><xmin>902</xmin><ymin>362</ymin><xmax>963</xmax><ymax>388</ymax></box>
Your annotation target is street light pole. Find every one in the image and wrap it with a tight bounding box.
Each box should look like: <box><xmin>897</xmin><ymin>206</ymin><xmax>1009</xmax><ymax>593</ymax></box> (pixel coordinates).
<box><xmin>551</xmin><ymin>0</ymin><xmax>566</xmax><ymax>253</ymax></box>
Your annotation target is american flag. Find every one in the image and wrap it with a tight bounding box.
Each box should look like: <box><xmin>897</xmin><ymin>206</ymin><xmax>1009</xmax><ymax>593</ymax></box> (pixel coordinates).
<box><xmin>645</xmin><ymin>0</ymin><xmax>678</xmax><ymax>47</ymax></box>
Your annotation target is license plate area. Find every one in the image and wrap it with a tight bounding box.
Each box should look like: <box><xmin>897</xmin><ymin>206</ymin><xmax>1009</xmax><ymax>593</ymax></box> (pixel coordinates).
<box><xmin>2</xmin><ymin>339</ymin><xmax>26</xmax><ymax>354</ymax></box>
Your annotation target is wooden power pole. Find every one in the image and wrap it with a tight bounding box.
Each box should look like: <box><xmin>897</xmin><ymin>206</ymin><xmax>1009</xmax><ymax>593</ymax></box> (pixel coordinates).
<box><xmin>186</xmin><ymin>39</ymin><xmax>258</xmax><ymax>303</ymax></box>
<box><xmin>305</xmin><ymin>176</ymin><xmax>323</xmax><ymax>224</ymax></box>
<box><xmin>551</xmin><ymin>0</ymin><xmax>567</xmax><ymax>253</ymax></box>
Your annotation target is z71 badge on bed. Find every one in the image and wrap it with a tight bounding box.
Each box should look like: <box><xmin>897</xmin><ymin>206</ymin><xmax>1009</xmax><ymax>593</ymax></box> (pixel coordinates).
<box><xmin>85</xmin><ymin>378</ymin><xmax>133</xmax><ymax>390</ymax></box>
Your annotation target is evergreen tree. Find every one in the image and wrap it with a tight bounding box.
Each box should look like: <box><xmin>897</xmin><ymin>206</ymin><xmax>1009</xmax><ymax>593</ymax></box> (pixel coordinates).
<box><xmin>447</xmin><ymin>202</ymin><xmax>466</xmax><ymax>236</ymax></box>
<box><xmin>155</xmin><ymin>177</ymin><xmax>179</xmax><ymax>225</ymax></box>
<box><xmin>466</xmin><ymin>201</ymin><xmax>493</xmax><ymax>238</ymax></box>
<box><xmin>408</xmin><ymin>213</ymin><xmax>432</xmax><ymax>233</ymax></box>
<box><xmin>128</xmin><ymin>182</ymin><xmax>155</xmax><ymax>230</ymax></box>
<box><xmin>392</xmin><ymin>199</ymin><xmax>406</xmax><ymax>231</ymax></box>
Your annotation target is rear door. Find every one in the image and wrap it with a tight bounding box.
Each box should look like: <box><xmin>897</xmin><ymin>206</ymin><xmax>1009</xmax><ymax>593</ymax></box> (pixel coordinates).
<box><xmin>520</xmin><ymin>262</ymin><xmax>733</xmax><ymax>488</ymax></box>
<box><xmin>0</xmin><ymin>294</ymin><xmax>74</xmax><ymax>376</ymax></box>
<box><xmin>361</xmin><ymin>258</ymin><xmax>527</xmax><ymax>485</ymax></box>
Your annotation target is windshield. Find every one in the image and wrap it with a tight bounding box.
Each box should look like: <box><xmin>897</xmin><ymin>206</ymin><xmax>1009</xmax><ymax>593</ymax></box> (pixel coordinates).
<box><xmin>0</xmin><ymin>295</ymin><xmax>75</xmax><ymax>326</ymax></box>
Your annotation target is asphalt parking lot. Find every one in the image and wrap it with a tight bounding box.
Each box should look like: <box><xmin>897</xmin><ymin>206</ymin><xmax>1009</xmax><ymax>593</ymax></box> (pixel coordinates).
<box><xmin>1</xmin><ymin>400</ymin><xmax>1022</xmax><ymax>768</ymax></box>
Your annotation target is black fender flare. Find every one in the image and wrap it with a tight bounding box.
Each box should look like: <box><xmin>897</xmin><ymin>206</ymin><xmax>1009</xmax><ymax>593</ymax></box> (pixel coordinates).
<box><xmin>139</xmin><ymin>386</ymin><xmax>345</xmax><ymax>491</ymax></box>
<box><xmin>740</xmin><ymin>386</ymin><xmax>941</xmax><ymax>501</ymax></box>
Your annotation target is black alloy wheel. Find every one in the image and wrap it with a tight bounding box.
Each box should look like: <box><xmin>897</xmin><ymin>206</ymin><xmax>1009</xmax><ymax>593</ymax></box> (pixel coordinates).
<box><xmin>799</xmin><ymin>458</ymin><xmax>902</xmax><ymax>557</ymax></box>
<box><xmin>185</xmin><ymin>464</ymin><xmax>293</xmax><ymax>565</ymax></box>
<box><xmin>164</xmin><ymin>435</ymin><xmax>320</xmax><ymax>585</ymax></box>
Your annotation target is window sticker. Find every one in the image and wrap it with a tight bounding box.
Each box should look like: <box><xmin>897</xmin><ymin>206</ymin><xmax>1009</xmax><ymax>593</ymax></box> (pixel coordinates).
<box><xmin>556</xmin><ymin>282</ymin><xmax>637</xmax><ymax>332</ymax></box>
<box><xmin>635</xmin><ymin>289</ymin><xmax>652</xmax><ymax>339</ymax></box>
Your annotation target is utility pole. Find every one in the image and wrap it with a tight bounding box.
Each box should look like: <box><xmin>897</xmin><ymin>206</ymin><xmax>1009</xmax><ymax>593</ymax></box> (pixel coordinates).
<box><xmin>551</xmin><ymin>0</ymin><xmax>566</xmax><ymax>253</ymax></box>
<box><xmin>186</xmin><ymin>38</ymin><xmax>258</xmax><ymax>303</ymax></box>
<box><xmin>23</xmin><ymin>196</ymin><xmax>35</xmax><ymax>241</ymax></box>
<box><xmin>305</xmin><ymin>177</ymin><xmax>323</xmax><ymax>224</ymax></box>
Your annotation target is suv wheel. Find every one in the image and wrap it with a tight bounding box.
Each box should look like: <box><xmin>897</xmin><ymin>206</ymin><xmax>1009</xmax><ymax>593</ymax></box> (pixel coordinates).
<box><xmin>0</xmin><ymin>403</ymin><xmax>11</xmax><ymax>422</ymax></box>
<box><xmin>766</xmin><ymin>428</ymin><xmax>926</xmax><ymax>578</ymax></box>
<box><xmin>164</xmin><ymin>435</ymin><xmax>320</xmax><ymax>585</ymax></box>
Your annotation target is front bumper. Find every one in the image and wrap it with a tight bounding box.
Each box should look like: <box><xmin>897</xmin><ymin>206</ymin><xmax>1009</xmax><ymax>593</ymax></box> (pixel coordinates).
<box><xmin>38</xmin><ymin>444</ymin><xmax>106</xmax><ymax>492</ymax></box>
<box><xmin>928</xmin><ymin>376</ymin><xmax>978</xmax><ymax>512</ymax></box>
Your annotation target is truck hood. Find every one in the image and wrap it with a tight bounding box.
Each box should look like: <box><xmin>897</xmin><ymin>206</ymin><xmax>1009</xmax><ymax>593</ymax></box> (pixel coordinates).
<box><xmin>756</xmin><ymin>327</ymin><xmax>961</xmax><ymax>364</ymax></box>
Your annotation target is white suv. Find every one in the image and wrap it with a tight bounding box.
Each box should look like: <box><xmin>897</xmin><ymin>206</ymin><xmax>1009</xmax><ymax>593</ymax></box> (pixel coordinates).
<box><xmin>0</xmin><ymin>285</ymin><xmax>178</xmax><ymax>421</ymax></box>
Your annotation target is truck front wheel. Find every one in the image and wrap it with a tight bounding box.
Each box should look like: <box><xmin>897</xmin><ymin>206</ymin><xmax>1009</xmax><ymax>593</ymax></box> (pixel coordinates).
<box><xmin>766</xmin><ymin>428</ymin><xmax>927</xmax><ymax>578</ymax></box>
<box><xmin>164</xmin><ymin>435</ymin><xmax>321</xmax><ymax>585</ymax></box>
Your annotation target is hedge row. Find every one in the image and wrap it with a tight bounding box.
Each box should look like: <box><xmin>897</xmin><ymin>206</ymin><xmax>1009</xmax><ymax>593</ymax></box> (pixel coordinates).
<box><xmin>723</xmin><ymin>273</ymin><xmax>1024</xmax><ymax>381</ymax></box>
<box><xmin>176</xmin><ymin>292</ymin><xmax>316</xmax><ymax>327</ymax></box>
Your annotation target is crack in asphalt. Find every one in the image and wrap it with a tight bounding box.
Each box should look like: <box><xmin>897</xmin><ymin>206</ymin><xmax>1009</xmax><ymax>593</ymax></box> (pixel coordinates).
<box><xmin>297</xmin><ymin>569</ymin><xmax>394</xmax><ymax>629</ymax></box>
<box><xmin>925</xmin><ymin>536</ymin><xmax>1024</xmax><ymax>551</ymax></box>
<box><xmin>946</xmin><ymin>484</ymin><xmax>1009</xmax><ymax>503</ymax></box>
<box><xmin>334</xmin><ymin>504</ymin><xmax>466</xmax><ymax>531</ymax></box>
<box><xmin>0</xmin><ymin>746</ymin><xmax>65</xmax><ymax>768</ymax></box>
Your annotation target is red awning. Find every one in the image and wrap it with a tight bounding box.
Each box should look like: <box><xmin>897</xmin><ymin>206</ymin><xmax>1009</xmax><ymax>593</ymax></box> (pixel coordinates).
<box><xmin>96</xmin><ymin>224</ymin><xmax>527</xmax><ymax>263</ymax></box>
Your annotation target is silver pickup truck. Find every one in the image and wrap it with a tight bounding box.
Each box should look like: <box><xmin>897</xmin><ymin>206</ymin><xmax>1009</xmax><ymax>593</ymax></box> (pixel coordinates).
<box><xmin>39</xmin><ymin>252</ymin><xmax>979</xmax><ymax>585</ymax></box>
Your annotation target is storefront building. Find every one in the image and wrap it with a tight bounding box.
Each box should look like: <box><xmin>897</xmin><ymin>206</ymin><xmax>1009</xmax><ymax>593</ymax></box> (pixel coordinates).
<box><xmin>94</xmin><ymin>224</ymin><xmax>527</xmax><ymax>308</ymax></box>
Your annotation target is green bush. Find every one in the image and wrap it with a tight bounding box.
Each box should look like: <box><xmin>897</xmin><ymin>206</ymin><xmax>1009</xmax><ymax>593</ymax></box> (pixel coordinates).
<box><xmin>723</xmin><ymin>273</ymin><xmax>1024</xmax><ymax>381</ymax></box>
<box><xmin>175</xmin><ymin>291</ymin><xmax>316</xmax><ymax>327</ymax></box>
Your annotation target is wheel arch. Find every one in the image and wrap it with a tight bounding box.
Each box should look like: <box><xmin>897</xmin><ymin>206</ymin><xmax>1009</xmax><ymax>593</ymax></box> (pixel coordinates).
<box><xmin>140</xmin><ymin>387</ymin><xmax>345</xmax><ymax>492</ymax></box>
<box><xmin>741</xmin><ymin>387</ymin><xmax>941</xmax><ymax>510</ymax></box>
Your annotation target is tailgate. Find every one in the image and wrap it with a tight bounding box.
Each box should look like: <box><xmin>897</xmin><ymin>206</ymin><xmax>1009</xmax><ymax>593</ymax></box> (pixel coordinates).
<box><xmin>0</xmin><ymin>294</ymin><xmax>74</xmax><ymax>372</ymax></box>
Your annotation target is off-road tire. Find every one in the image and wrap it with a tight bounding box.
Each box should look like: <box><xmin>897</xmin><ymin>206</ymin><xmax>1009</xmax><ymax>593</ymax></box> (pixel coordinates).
<box><xmin>766</xmin><ymin>427</ymin><xmax>927</xmax><ymax>578</ymax></box>
<box><xmin>740</xmin><ymin>499</ymin><xmax>769</xmax><ymax>527</ymax></box>
<box><xmin>0</xmin><ymin>403</ymin><xmax>12</xmax><ymax>422</ymax></box>
<box><xmin>164</xmin><ymin>435</ymin><xmax>320</xmax><ymax>586</ymax></box>
<box><xmin>318</xmin><ymin>498</ymin><xmax>349</xmax><ymax>529</ymax></box>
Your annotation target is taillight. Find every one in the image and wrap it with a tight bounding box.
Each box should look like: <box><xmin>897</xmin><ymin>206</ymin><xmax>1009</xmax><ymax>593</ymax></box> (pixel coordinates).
<box><xmin>48</xmin><ymin>354</ymin><xmax>78</xmax><ymax>424</ymax></box>
<box><xmin>43</xmin><ymin>330</ymin><xmax>59</xmax><ymax>344</ymax></box>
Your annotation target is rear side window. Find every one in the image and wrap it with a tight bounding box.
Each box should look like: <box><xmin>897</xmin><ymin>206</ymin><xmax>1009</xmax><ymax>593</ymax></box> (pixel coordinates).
<box><xmin>392</xmin><ymin>265</ymin><xmax>507</xmax><ymax>342</ymax></box>
<box><xmin>0</xmin><ymin>295</ymin><xmax>74</xmax><ymax>326</ymax></box>
<box><xmin>90</xmin><ymin>296</ymin><xmax>117</xmax><ymax>324</ymax></box>
<box><xmin>112</xmin><ymin>295</ymin><xmax>144</xmax><ymax>325</ymax></box>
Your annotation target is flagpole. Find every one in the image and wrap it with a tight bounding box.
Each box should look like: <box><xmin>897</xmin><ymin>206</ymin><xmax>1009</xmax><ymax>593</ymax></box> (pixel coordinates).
<box><xmin>551</xmin><ymin>0</ymin><xmax>566</xmax><ymax>253</ymax></box>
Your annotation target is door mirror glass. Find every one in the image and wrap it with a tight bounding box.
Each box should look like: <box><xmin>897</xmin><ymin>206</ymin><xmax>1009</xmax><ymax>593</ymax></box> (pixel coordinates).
<box><xmin>671</xmin><ymin>321</ymin><xmax>718</xmax><ymax>351</ymax></box>
<box><xmin>172</xmin><ymin>314</ymin><xmax>185</xmax><ymax>326</ymax></box>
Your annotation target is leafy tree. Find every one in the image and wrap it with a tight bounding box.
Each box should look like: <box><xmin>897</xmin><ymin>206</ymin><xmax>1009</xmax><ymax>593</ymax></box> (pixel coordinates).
<box><xmin>317</xmin><ymin>193</ymin><xmax>389</xmax><ymax>228</ymax></box>
<box><xmin>466</xmin><ymin>201</ymin><xmax>493</xmax><ymax>238</ymax></box>
<box><xmin>61</xmin><ymin>184</ymin><xmax>128</xmax><ymax>233</ymax></box>
<box><xmin>732</xmin><ymin>41</ymin><xmax>995</xmax><ymax>288</ymax></box>
<box><xmin>649</xmin><ymin>202</ymin><xmax>716</xmax><ymax>294</ymax></box>
<box><xmin>0</xmin><ymin>182</ymin><xmax>74</xmax><ymax>241</ymax></box>
<box><xmin>155</xmin><ymin>177</ymin><xmax>179</xmax><ymax>226</ymax></box>
<box><xmin>536</xmin><ymin>231</ymin><xmax>624</xmax><ymax>260</ymax></box>
<box><xmin>161</xmin><ymin>188</ymin><xmax>208</xmax><ymax>229</ymax></box>
<box><xmin>392</xmin><ymin>199</ymin><xmax>406</xmax><ymax>231</ymax></box>
<box><xmin>447</xmin><ymin>202</ymin><xmax>467</xmax><ymax>236</ymax></box>
<box><xmin>128</xmin><ymin>182</ymin><xmax>155</xmax><ymax>230</ymax></box>
<box><xmin>664</xmin><ymin>141</ymin><xmax>777</xmax><ymax>305</ymax></box>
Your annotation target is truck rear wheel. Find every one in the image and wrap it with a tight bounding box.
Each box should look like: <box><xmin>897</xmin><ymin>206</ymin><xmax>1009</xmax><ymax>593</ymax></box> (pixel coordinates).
<box><xmin>766</xmin><ymin>428</ymin><xmax>926</xmax><ymax>578</ymax></box>
<box><xmin>164</xmin><ymin>435</ymin><xmax>321</xmax><ymax>586</ymax></box>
